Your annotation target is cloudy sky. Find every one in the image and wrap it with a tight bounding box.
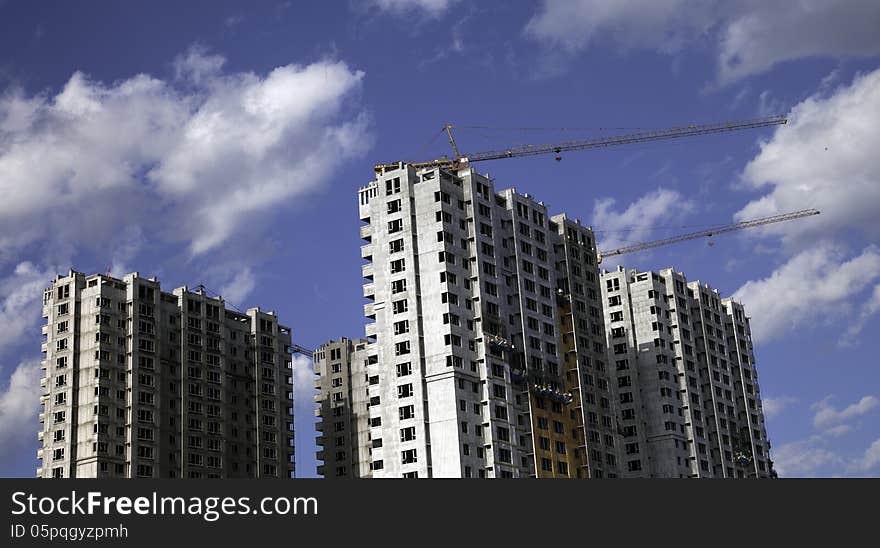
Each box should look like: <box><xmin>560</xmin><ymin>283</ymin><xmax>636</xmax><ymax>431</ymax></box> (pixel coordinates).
<box><xmin>1</xmin><ymin>0</ymin><xmax>878</xmax><ymax>478</ymax></box>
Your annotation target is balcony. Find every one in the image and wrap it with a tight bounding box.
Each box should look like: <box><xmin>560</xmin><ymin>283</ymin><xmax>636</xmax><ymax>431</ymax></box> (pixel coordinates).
<box><xmin>364</xmin><ymin>302</ymin><xmax>375</xmax><ymax>319</ymax></box>
<box><xmin>361</xmin><ymin>244</ymin><xmax>373</xmax><ymax>261</ymax></box>
<box><xmin>316</xmin><ymin>435</ymin><xmax>325</xmax><ymax>446</ymax></box>
<box><xmin>361</xmin><ymin>263</ymin><xmax>374</xmax><ymax>281</ymax></box>
<box><xmin>316</xmin><ymin>450</ymin><xmax>325</xmax><ymax>461</ymax></box>
<box><xmin>37</xmin><ymin>431</ymin><xmax>44</xmax><ymax>441</ymax></box>
<box><xmin>363</xmin><ymin>283</ymin><xmax>375</xmax><ymax>300</ymax></box>
<box><xmin>359</xmin><ymin>224</ymin><xmax>373</xmax><ymax>242</ymax></box>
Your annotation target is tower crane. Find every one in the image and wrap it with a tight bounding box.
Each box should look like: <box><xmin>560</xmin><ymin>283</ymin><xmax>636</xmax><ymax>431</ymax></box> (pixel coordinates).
<box><xmin>596</xmin><ymin>208</ymin><xmax>820</xmax><ymax>264</ymax></box>
<box><xmin>374</xmin><ymin>115</ymin><xmax>787</xmax><ymax>173</ymax></box>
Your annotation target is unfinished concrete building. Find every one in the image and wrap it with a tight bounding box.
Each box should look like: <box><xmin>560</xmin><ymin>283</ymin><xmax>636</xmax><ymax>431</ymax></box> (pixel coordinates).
<box><xmin>313</xmin><ymin>337</ymin><xmax>372</xmax><ymax>478</ymax></box>
<box><xmin>600</xmin><ymin>266</ymin><xmax>775</xmax><ymax>478</ymax></box>
<box><xmin>38</xmin><ymin>270</ymin><xmax>295</xmax><ymax>479</ymax></box>
<box><xmin>312</xmin><ymin>161</ymin><xmax>775</xmax><ymax>479</ymax></box>
<box><xmin>349</xmin><ymin>163</ymin><xmax>612</xmax><ymax>478</ymax></box>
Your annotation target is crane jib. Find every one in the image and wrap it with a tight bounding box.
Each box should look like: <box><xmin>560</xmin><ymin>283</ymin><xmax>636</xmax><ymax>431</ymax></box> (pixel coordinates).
<box><xmin>373</xmin><ymin>115</ymin><xmax>787</xmax><ymax>172</ymax></box>
<box><xmin>597</xmin><ymin>209</ymin><xmax>819</xmax><ymax>262</ymax></box>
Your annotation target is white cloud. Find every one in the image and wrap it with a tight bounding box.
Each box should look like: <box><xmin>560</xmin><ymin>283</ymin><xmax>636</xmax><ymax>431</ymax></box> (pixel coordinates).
<box><xmin>850</xmin><ymin>439</ymin><xmax>880</xmax><ymax>473</ymax></box>
<box><xmin>591</xmin><ymin>188</ymin><xmax>695</xmax><ymax>260</ymax></box>
<box><xmin>735</xmin><ymin>69</ymin><xmax>880</xmax><ymax>244</ymax></box>
<box><xmin>525</xmin><ymin>0</ymin><xmax>720</xmax><ymax>54</ymax></box>
<box><xmin>825</xmin><ymin>424</ymin><xmax>853</xmax><ymax>438</ymax></box>
<box><xmin>756</xmin><ymin>89</ymin><xmax>784</xmax><ymax>118</ymax></box>
<box><xmin>773</xmin><ymin>432</ymin><xmax>880</xmax><ymax>477</ymax></box>
<box><xmin>717</xmin><ymin>1</ymin><xmax>880</xmax><ymax>85</ymax></box>
<box><xmin>108</xmin><ymin>225</ymin><xmax>144</xmax><ymax>279</ymax></box>
<box><xmin>0</xmin><ymin>262</ymin><xmax>55</xmax><ymax>356</ymax></box>
<box><xmin>0</xmin><ymin>47</ymin><xmax>370</xmax><ymax>259</ymax></box>
<box><xmin>172</xmin><ymin>44</ymin><xmax>226</xmax><ymax>85</ymax></box>
<box><xmin>0</xmin><ymin>74</ymin><xmax>166</xmax><ymax>259</ymax></box>
<box><xmin>841</xmin><ymin>284</ymin><xmax>880</xmax><ymax>345</ymax></box>
<box><xmin>291</xmin><ymin>353</ymin><xmax>316</xmax><ymax>477</ymax></box>
<box><xmin>732</xmin><ymin>68</ymin><xmax>880</xmax><ymax>346</ymax></box>
<box><xmin>292</xmin><ymin>353</ymin><xmax>314</xmax><ymax>412</ymax></box>
<box><xmin>812</xmin><ymin>395</ymin><xmax>879</xmax><ymax>431</ymax></box>
<box><xmin>0</xmin><ymin>359</ymin><xmax>41</xmax><ymax>463</ymax></box>
<box><xmin>732</xmin><ymin>243</ymin><xmax>880</xmax><ymax>343</ymax></box>
<box><xmin>761</xmin><ymin>395</ymin><xmax>797</xmax><ymax>419</ymax></box>
<box><xmin>146</xmin><ymin>52</ymin><xmax>370</xmax><ymax>255</ymax></box>
<box><xmin>768</xmin><ymin>395</ymin><xmax>878</xmax><ymax>476</ymax></box>
<box><xmin>370</xmin><ymin>0</ymin><xmax>457</xmax><ymax>16</ymax></box>
<box><xmin>224</xmin><ymin>15</ymin><xmax>244</xmax><ymax>29</ymax></box>
<box><xmin>218</xmin><ymin>267</ymin><xmax>256</xmax><ymax>306</ymax></box>
<box><xmin>524</xmin><ymin>1</ymin><xmax>880</xmax><ymax>84</ymax></box>
<box><xmin>771</xmin><ymin>436</ymin><xmax>844</xmax><ymax>477</ymax></box>
<box><xmin>0</xmin><ymin>90</ymin><xmax>42</xmax><ymax>133</ymax></box>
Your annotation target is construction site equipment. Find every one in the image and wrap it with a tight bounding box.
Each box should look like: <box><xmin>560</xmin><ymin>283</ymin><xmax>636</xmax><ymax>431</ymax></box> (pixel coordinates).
<box><xmin>375</xmin><ymin>115</ymin><xmax>787</xmax><ymax>173</ymax></box>
<box><xmin>596</xmin><ymin>209</ymin><xmax>820</xmax><ymax>263</ymax></box>
<box><xmin>290</xmin><ymin>344</ymin><xmax>314</xmax><ymax>358</ymax></box>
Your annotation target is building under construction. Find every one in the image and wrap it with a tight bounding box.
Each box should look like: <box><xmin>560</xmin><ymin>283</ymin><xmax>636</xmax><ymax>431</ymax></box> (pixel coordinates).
<box><xmin>601</xmin><ymin>266</ymin><xmax>772</xmax><ymax>478</ymax></box>
<box><xmin>37</xmin><ymin>270</ymin><xmax>295</xmax><ymax>479</ymax></box>
<box><xmin>313</xmin><ymin>117</ymin><xmax>811</xmax><ymax>478</ymax></box>
<box><xmin>312</xmin><ymin>163</ymin><xmax>779</xmax><ymax>478</ymax></box>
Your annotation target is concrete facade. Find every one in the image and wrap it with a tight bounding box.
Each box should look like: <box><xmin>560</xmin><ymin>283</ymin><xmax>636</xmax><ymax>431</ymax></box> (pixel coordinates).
<box><xmin>38</xmin><ymin>270</ymin><xmax>295</xmax><ymax>479</ymax></box>
<box><xmin>600</xmin><ymin>266</ymin><xmax>775</xmax><ymax>478</ymax></box>
<box><xmin>348</xmin><ymin>164</ymin><xmax>614</xmax><ymax>478</ymax></box>
<box><xmin>314</xmin><ymin>337</ymin><xmax>372</xmax><ymax>478</ymax></box>
<box><xmin>550</xmin><ymin>214</ymin><xmax>621</xmax><ymax>478</ymax></box>
<box><xmin>357</xmin><ymin>165</ymin><xmax>536</xmax><ymax>478</ymax></box>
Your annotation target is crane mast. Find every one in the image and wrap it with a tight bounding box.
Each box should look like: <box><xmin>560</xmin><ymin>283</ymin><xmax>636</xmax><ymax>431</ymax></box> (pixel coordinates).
<box><xmin>597</xmin><ymin>209</ymin><xmax>820</xmax><ymax>263</ymax></box>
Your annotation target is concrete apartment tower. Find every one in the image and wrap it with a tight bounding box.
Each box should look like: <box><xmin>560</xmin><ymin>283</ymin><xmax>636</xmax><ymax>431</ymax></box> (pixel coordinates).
<box><xmin>38</xmin><ymin>270</ymin><xmax>295</xmax><ymax>479</ymax></box>
<box><xmin>348</xmin><ymin>163</ymin><xmax>612</xmax><ymax>478</ymax></box>
<box><xmin>549</xmin><ymin>214</ymin><xmax>622</xmax><ymax>478</ymax></box>
<box><xmin>313</xmin><ymin>337</ymin><xmax>372</xmax><ymax>478</ymax></box>
<box><xmin>600</xmin><ymin>266</ymin><xmax>775</xmax><ymax>478</ymax></box>
<box><xmin>316</xmin><ymin>163</ymin><xmax>774</xmax><ymax>479</ymax></box>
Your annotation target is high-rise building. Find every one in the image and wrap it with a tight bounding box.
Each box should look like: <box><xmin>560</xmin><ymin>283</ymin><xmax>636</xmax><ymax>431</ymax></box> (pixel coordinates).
<box><xmin>549</xmin><ymin>214</ymin><xmax>621</xmax><ymax>478</ymax></box>
<box><xmin>313</xmin><ymin>337</ymin><xmax>372</xmax><ymax>478</ymax></box>
<box><xmin>320</xmin><ymin>163</ymin><xmax>774</xmax><ymax>479</ymax></box>
<box><xmin>350</xmin><ymin>163</ymin><xmax>613</xmax><ymax>478</ymax></box>
<box><xmin>600</xmin><ymin>266</ymin><xmax>775</xmax><ymax>478</ymax></box>
<box><xmin>37</xmin><ymin>270</ymin><xmax>295</xmax><ymax>479</ymax></box>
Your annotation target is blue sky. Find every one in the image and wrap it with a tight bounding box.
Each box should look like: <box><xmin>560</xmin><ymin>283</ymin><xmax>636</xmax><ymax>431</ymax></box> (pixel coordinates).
<box><xmin>1</xmin><ymin>0</ymin><xmax>878</xmax><ymax>478</ymax></box>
